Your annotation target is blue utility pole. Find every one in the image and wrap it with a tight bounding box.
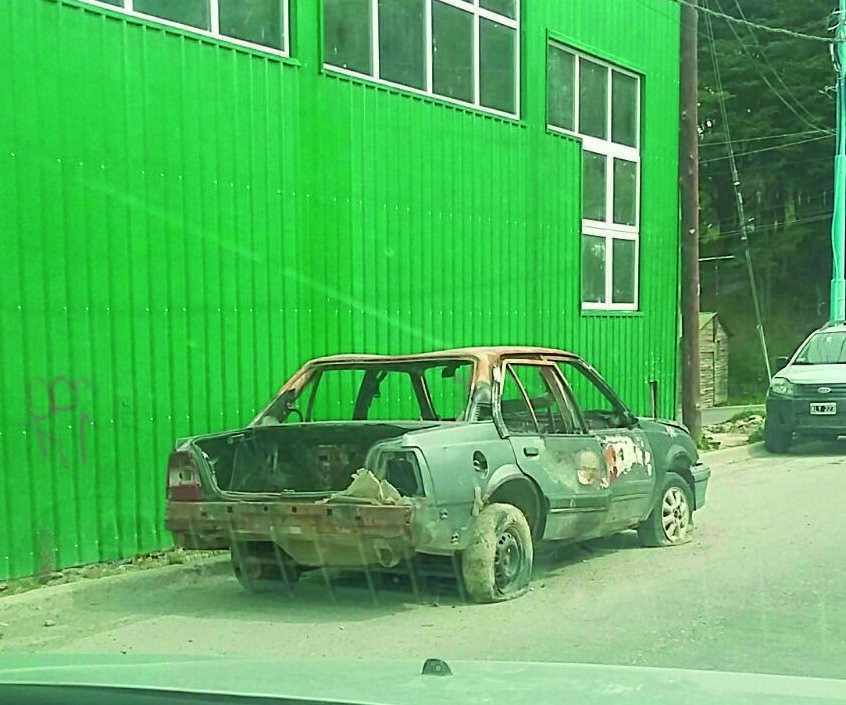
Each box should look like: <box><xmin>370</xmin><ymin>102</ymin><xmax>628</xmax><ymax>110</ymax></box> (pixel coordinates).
<box><xmin>832</xmin><ymin>0</ymin><xmax>846</xmax><ymax>321</ymax></box>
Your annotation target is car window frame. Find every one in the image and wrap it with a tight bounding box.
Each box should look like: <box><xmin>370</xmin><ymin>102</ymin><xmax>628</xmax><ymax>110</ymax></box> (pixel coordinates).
<box><xmin>543</xmin><ymin>355</ymin><xmax>637</xmax><ymax>430</ymax></box>
<box><xmin>494</xmin><ymin>359</ymin><xmax>577</xmax><ymax>437</ymax></box>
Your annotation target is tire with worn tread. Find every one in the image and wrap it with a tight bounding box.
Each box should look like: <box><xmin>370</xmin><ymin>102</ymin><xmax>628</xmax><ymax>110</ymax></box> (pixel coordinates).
<box><xmin>637</xmin><ymin>472</ymin><xmax>694</xmax><ymax>547</ymax></box>
<box><xmin>461</xmin><ymin>503</ymin><xmax>533</xmax><ymax>603</ymax></box>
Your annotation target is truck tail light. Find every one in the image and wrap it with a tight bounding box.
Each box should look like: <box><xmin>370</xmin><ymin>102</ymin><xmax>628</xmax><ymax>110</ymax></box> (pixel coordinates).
<box><xmin>167</xmin><ymin>450</ymin><xmax>203</xmax><ymax>501</ymax></box>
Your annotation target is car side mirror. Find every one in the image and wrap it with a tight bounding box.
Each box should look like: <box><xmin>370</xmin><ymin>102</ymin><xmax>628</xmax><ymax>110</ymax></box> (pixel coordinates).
<box><xmin>773</xmin><ymin>356</ymin><xmax>790</xmax><ymax>372</ymax></box>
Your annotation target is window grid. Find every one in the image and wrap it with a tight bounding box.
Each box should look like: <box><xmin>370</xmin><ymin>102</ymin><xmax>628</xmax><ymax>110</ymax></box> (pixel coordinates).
<box><xmin>324</xmin><ymin>0</ymin><xmax>521</xmax><ymax>120</ymax></box>
<box><xmin>547</xmin><ymin>42</ymin><xmax>641</xmax><ymax>311</ymax></box>
<box><xmin>209</xmin><ymin>0</ymin><xmax>220</xmax><ymax>34</ymax></box>
<box><xmin>425</xmin><ymin>1</ymin><xmax>434</xmax><ymax>92</ymax></box>
<box><xmin>371</xmin><ymin>0</ymin><xmax>381</xmax><ymax>79</ymax></box>
<box><xmin>78</xmin><ymin>0</ymin><xmax>290</xmax><ymax>56</ymax></box>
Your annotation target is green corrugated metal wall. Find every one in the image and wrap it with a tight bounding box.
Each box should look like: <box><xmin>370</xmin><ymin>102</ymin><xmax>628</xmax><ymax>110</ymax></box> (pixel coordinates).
<box><xmin>0</xmin><ymin>0</ymin><xmax>681</xmax><ymax>580</ymax></box>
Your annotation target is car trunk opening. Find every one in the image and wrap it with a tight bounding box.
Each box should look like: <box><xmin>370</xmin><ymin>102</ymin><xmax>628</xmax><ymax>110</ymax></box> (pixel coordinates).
<box><xmin>193</xmin><ymin>422</ymin><xmax>433</xmax><ymax>497</ymax></box>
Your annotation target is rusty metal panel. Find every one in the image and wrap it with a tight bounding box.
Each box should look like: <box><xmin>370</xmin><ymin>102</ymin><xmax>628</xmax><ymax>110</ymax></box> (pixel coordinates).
<box><xmin>0</xmin><ymin>0</ymin><xmax>680</xmax><ymax>579</ymax></box>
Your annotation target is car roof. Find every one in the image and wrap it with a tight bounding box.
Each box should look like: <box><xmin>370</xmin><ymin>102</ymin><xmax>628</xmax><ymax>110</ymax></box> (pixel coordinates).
<box><xmin>817</xmin><ymin>321</ymin><xmax>846</xmax><ymax>333</ymax></box>
<box><xmin>307</xmin><ymin>346</ymin><xmax>583</xmax><ymax>365</ymax></box>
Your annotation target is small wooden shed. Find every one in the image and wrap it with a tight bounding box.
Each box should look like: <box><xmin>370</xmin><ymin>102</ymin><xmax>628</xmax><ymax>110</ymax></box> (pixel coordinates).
<box><xmin>699</xmin><ymin>312</ymin><xmax>730</xmax><ymax>407</ymax></box>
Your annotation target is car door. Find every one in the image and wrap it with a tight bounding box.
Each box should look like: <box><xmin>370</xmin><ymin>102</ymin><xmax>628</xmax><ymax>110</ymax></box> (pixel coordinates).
<box><xmin>551</xmin><ymin>358</ymin><xmax>656</xmax><ymax>529</ymax></box>
<box><xmin>494</xmin><ymin>360</ymin><xmax>610</xmax><ymax>542</ymax></box>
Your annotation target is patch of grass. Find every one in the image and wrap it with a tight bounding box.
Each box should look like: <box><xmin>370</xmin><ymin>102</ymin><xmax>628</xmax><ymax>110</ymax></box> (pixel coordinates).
<box><xmin>696</xmin><ymin>433</ymin><xmax>721</xmax><ymax>451</ymax></box>
<box><xmin>747</xmin><ymin>427</ymin><xmax>764</xmax><ymax>443</ymax></box>
<box><xmin>0</xmin><ymin>548</ymin><xmax>225</xmax><ymax>598</ymax></box>
<box><xmin>726</xmin><ymin>393</ymin><xmax>766</xmax><ymax>406</ymax></box>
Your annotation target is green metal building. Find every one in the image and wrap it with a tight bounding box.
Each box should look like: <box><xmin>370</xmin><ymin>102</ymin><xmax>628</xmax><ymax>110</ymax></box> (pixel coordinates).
<box><xmin>0</xmin><ymin>0</ymin><xmax>681</xmax><ymax>580</ymax></box>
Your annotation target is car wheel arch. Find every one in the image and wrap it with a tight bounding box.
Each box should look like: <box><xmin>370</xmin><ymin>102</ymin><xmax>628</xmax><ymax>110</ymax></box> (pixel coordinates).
<box><xmin>483</xmin><ymin>468</ymin><xmax>546</xmax><ymax>541</ymax></box>
<box><xmin>666</xmin><ymin>454</ymin><xmax>697</xmax><ymax>509</ymax></box>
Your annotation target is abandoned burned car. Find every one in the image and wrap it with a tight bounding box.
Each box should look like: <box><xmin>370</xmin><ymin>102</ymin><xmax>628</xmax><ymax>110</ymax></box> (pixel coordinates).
<box><xmin>165</xmin><ymin>348</ymin><xmax>711</xmax><ymax>602</ymax></box>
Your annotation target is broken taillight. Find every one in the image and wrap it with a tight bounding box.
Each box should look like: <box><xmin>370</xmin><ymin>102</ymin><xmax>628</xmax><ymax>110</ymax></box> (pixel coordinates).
<box><xmin>167</xmin><ymin>450</ymin><xmax>203</xmax><ymax>501</ymax></box>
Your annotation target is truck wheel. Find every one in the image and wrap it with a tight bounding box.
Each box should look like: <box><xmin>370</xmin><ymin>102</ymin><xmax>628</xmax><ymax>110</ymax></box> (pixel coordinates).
<box><xmin>637</xmin><ymin>472</ymin><xmax>694</xmax><ymax>547</ymax></box>
<box><xmin>461</xmin><ymin>503</ymin><xmax>533</xmax><ymax>603</ymax></box>
<box><xmin>764</xmin><ymin>418</ymin><xmax>792</xmax><ymax>453</ymax></box>
<box><xmin>231</xmin><ymin>542</ymin><xmax>300</xmax><ymax>593</ymax></box>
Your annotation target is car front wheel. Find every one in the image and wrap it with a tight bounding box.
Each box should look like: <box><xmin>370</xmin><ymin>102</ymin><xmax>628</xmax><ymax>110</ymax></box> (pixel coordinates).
<box><xmin>638</xmin><ymin>472</ymin><xmax>694</xmax><ymax>547</ymax></box>
<box><xmin>461</xmin><ymin>503</ymin><xmax>533</xmax><ymax>603</ymax></box>
<box><xmin>764</xmin><ymin>418</ymin><xmax>793</xmax><ymax>453</ymax></box>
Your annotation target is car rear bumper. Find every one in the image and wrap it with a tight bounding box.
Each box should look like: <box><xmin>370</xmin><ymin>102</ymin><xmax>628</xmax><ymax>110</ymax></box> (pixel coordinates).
<box><xmin>166</xmin><ymin>500</ymin><xmax>416</xmax><ymax>568</ymax></box>
<box><xmin>691</xmin><ymin>462</ymin><xmax>711</xmax><ymax>509</ymax></box>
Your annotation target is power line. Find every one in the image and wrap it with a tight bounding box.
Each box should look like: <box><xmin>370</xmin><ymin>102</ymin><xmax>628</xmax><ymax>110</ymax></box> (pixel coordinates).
<box><xmin>701</xmin><ymin>129</ymin><xmax>831</xmax><ymax>147</ymax></box>
<box><xmin>704</xmin><ymin>154</ymin><xmax>833</xmax><ymax>173</ymax></box>
<box><xmin>700</xmin><ymin>134</ymin><xmax>833</xmax><ymax>163</ymax></box>
<box><xmin>708</xmin><ymin>0</ymin><xmax>830</xmax><ymax>133</ymax></box>
<box><xmin>673</xmin><ymin>0</ymin><xmax>835</xmax><ymax>43</ymax></box>
<box><xmin>706</xmin><ymin>210</ymin><xmax>835</xmax><ymax>241</ymax></box>
<box><xmin>730</xmin><ymin>0</ymin><xmax>826</xmax><ymax>129</ymax></box>
<box><xmin>703</xmin><ymin>2</ymin><xmax>772</xmax><ymax>378</ymax></box>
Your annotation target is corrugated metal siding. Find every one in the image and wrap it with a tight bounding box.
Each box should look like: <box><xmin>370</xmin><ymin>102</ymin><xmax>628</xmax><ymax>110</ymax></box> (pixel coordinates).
<box><xmin>0</xmin><ymin>0</ymin><xmax>679</xmax><ymax>579</ymax></box>
<box><xmin>544</xmin><ymin>0</ymin><xmax>682</xmax><ymax>416</ymax></box>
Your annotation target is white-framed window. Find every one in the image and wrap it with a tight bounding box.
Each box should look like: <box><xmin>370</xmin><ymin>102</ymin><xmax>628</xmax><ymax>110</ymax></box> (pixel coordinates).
<box><xmin>78</xmin><ymin>0</ymin><xmax>290</xmax><ymax>55</ymax></box>
<box><xmin>322</xmin><ymin>0</ymin><xmax>520</xmax><ymax>118</ymax></box>
<box><xmin>547</xmin><ymin>42</ymin><xmax>641</xmax><ymax>310</ymax></box>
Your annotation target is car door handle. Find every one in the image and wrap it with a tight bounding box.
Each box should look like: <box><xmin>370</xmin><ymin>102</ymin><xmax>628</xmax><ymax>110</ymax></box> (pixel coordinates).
<box><xmin>523</xmin><ymin>446</ymin><xmax>540</xmax><ymax>457</ymax></box>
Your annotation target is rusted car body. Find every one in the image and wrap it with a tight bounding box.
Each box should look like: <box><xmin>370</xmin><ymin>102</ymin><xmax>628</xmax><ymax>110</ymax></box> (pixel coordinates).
<box><xmin>166</xmin><ymin>347</ymin><xmax>710</xmax><ymax>601</ymax></box>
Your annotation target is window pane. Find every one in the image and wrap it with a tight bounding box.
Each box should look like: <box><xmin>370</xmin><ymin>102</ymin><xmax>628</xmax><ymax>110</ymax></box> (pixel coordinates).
<box><xmin>134</xmin><ymin>0</ymin><xmax>209</xmax><ymax>30</ymax></box>
<box><xmin>612</xmin><ymin>70</ymin><xmax>638</xmax><ymax>147</ymax></box>
<box><xmin>432</xmin><ymin>1</ymin><xmax>474</xmax><ymax>103</ymax></box>
<box><xmin>480</xmin><ymin>0</ymin><xmax>517</xmax><ymax>20</ymax></box>
<box><xmin>613</xmin><ymin>158</ymin><xmax>637</xmax><ymax>226</ymax></box>
<box><xmin>219</xmin><ymin>0</ymin><xmax>284</xmax><ymax>50</ymax></box>
<box><xmin>547</xmin><ymin>45</ymin><xmax>574</xmax><ymax>131</ymax></box>
<box><xmin>308</xmin><ymin>369</ymin><xmax>364</xmax><ymax>421</ymax></box>
<box><xmin>500</xmin><ymin>368</ymin><xmax>537</xmax><ymax>434</ymax></box>
<box><xmin>324</xmin><ymin>0</ymin><xmax>372</xmax><ymax>74</ymax></box>
<box><xmin>378</xmin><ymin>0</ymin><xmax>425</xmax><ymax>89</ymax></box>
<box><xmin>578</xmin><ymin>57</ymin><xmax>607</xmax><ymax>139</ymax></box>
<box><xmin>509</xmin><ymin>365</ymin><xmax>573</xmax><ymax>435</ymax></box>
<box><xmin>365</xmin><ymin>371</ymin><xmax>421</xmax><ymax>420</ymax></box>
<box><xmin>480</xmin><ymin>19</ymin><xmax>515</xmax><ymax>113</ymax></box>
<box><xmin>556</xmin><ymin>361</ymin><xmax>626</xmax><ymax>430</ymax></box>
<box><xmin>423</xmin><ymin>362</ymin><xmax>474</xmax><ymax>421</ymax></box>
<box><xmin>582</xmin><ymin>235</ymin><xmax>606</xmax><ymax>304</ymax></box>
<box><xmin>612</xmin><ymin>238</ymin><xmax>636</xmax><ymax>305</ymax></box>
<box><xmin>583</xmin><ymin>151</ymin><xmax>606</xmax><ymax>222</ymax></box>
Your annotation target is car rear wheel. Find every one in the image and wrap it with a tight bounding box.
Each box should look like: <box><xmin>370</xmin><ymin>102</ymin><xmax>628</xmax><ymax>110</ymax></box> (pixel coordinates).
<box><xmin>764</xmin><ymin>418</ymin><xmax>792</xmax><ymax>453</ymax></box>
<box><xmin>461</xmin><ymin>503</ymin><xmax>533</xmax><ymax>603</ymax></box>
<box><xmin>637</xmin><ymin>472</ymin><xmax>694</xmax><ymax>547</ymax></box>
<box><xmin>231</xmin><ymin>541</ymin><xmax>300</xmax><ymax>593</ymax></box>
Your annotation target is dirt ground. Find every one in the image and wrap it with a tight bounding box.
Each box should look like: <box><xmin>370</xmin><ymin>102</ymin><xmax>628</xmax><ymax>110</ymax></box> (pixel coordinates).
<box><xmin>2</xmin><ymin>440</ymin><xmax>845</xmax><ymax>681</ymax></box>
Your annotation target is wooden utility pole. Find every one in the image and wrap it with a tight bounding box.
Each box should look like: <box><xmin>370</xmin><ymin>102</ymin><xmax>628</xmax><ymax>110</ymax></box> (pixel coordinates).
<box><xmin>679</xmin><ymin>0</ymin><xmax>701</xmax><ymax>440</ymax></box>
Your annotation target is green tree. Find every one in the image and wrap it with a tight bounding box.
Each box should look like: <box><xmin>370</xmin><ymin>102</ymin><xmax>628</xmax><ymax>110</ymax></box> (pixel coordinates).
<box><xmin>698</xmin><ymin>0</ymin><xmax>836</xmax><ymax>399</ymax></box>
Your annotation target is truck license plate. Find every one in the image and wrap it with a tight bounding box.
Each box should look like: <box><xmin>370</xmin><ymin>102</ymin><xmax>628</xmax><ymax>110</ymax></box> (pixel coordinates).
<box><xmin>810</xmin><ymin>402</ymin><xmax>836</xmax><ymax>415</ymax></box>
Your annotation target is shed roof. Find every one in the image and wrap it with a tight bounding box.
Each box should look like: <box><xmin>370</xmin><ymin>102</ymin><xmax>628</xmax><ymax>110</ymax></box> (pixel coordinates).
<box><xmin>699</xmin><ymin>311</ymin><xmax>731</xmax><ymax>336</ymax></box>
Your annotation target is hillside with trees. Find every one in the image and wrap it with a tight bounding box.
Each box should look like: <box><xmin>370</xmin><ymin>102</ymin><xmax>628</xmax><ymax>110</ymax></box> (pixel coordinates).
<box><xmin>698</xmin><ymin>0</ymin><xmax>836</xmax><ymax>400</ymax></box>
